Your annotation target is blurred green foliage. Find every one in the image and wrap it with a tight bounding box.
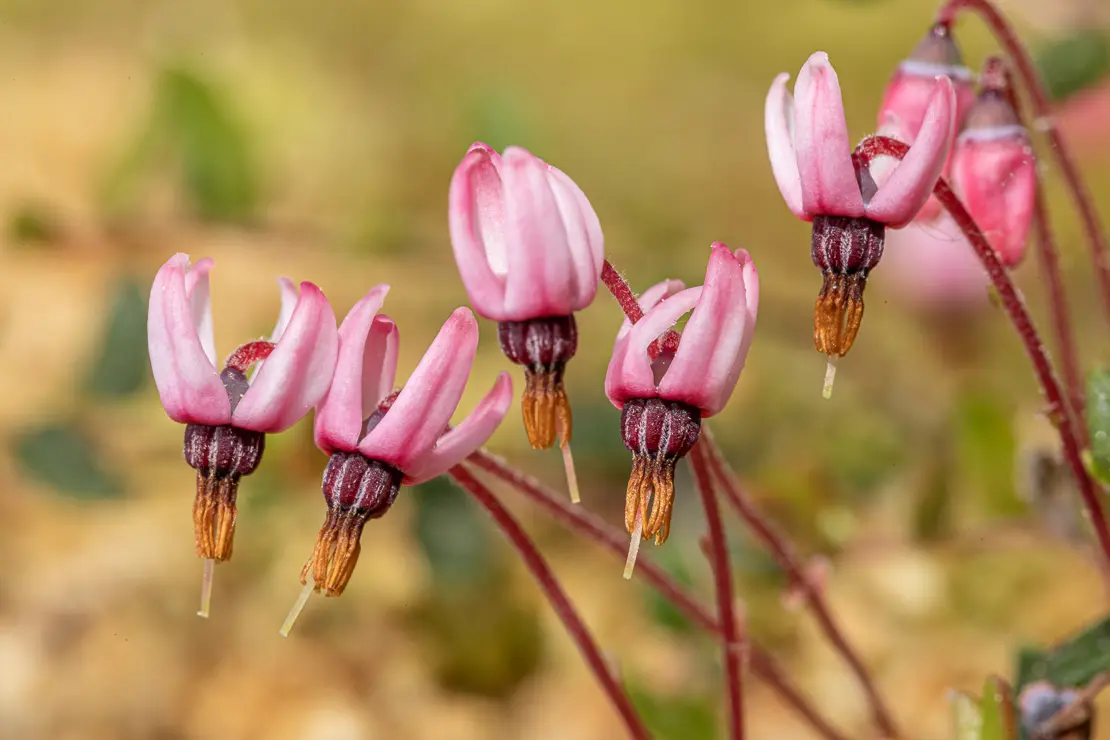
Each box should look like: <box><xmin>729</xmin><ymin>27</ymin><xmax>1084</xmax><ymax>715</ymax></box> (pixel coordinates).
<box><xmin>103</xmin><ymin>63</ymin><xmax>258</xmax><ymax>224</ymax></box>
<box><xmin>955</xmin><ymin>390</ymin><xmax>1021</xmax><ymax>517</ymax></box>
<box><xmin>979</xmin><ymin>676</ymin><xmax>1018</xmax><ymax>740</ymax></box>
<box><xmin>1036</xmin><ymin>30</ymin><xmax>1110</xmax><ymax>102</ymax></box>
<box><xmin>628</xmin><ymin>684</ymin><xmax>718</xmax><ymax>740</ymax></box>
<box><xmin>412</xmin><ymin>476</ymin><xmax>495</xmax><ymax>589</ymax></box>
<box><xmin>7</xmin><ymin>201</ymin><xmax>62</xmax><ymax>246</ymax></box>
<box><xmin>14</xmin><ymin>421</ymin><xmax>123</xmax><ymax>500</ymax></box>
<box><xmin>1015</xmin><ymin>617</ymin><xmax>1110</xmax><ymax>691</ymax></box>
<box><xmin>84</xmin><ymin>276</ymin><xmax>149</xmax><ymax>399</ymax></box>
<box><xmin>1086</xmin><ymin>369</ymin><xmax>1110</xmax><ymax>486</ymax></box>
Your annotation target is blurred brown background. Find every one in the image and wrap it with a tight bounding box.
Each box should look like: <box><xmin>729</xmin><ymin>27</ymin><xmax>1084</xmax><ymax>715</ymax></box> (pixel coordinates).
<box><xmin>1</xmin><ymin>0</ymin><xmax>1110</xmax><ymax>738</ymax></box>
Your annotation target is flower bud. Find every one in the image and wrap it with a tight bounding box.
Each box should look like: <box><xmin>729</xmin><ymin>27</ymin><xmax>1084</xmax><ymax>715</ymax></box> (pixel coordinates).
<box><xmin>949</xmin><ymin>70</ymin><xmax>1037</xmax><ymax>268</ymax></box>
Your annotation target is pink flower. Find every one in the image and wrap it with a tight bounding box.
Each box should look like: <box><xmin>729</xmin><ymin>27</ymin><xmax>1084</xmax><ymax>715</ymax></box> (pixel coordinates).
<box><xmin>448</xmin><ymin>142</ymin><xmax>604</xmax><ymax>322</ymax></box>
<box><xmin>315</xmin><ymin>295</ymin><xmax>512</xmax><ymax>485</ymax></box>
<box><xmin>606</xmin><ymin>244</ymin><xmax>758</xmax><ymax>551</ymax></box>
<box><xmin>605</xmin><ymin>244</ymin><xmax>758</xmax><ymax>417</ymax></box>
<box><xmin>449</xmin><ymin>142</ymin><xmax>603</xmax><ymax>451</ymax></box>
<box><xmin>766</xmin><ymin>51</ymin><xmax>957</xmax><ymax>229</ymax></box>
<box><xmin>147</xmin><ymin>252</ymin><xmax>339</xmax><ymax>569</ymax></box>
<box><xmin>949</xmin><ymin>94</ymin><xmax>1036</xmax><ymax>268</ymax></box>
<box><xmin>148</xmin><ymin>253</ymin><xmax>339</xmax><ymax>433</ymax></box>
<box><xmin>881</xmin><ymin>213</ymin><xmax>989</xmax><ymax>311</ymax></box>
<box><xmin>304</xmin><ymin>294</ymin><xmax>512</xmax><ymax>596</ymax></box>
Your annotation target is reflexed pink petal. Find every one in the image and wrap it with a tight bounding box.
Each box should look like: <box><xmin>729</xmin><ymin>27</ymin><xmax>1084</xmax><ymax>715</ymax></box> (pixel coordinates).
<box><xmin>184</xmin><ymin>257</ymin><xmax>216</xmax><ymax>366</ymax></box>
<box><xmin>449</xmin><ymin>143</ymin><xmax>508</xmax><ymax>320</ymax></box>
<box><xmin>736</xmin><ymin>248</ymin><xmax>760</xmax><ymax>372</ymax></box>
<box><xmin>545</xmin><ymin>164</ymin><xmax>604</xmax><ymax>310</ymax></box>
<box><xmin>765</xmin><ymin>73</ymin><xmax>807</xmax><ymax>220</ymax></box>
<box><xmin>270</xmin><ymin>277</ymin><xmax>299</xmax><ymax>342</ymax></box>
<box><xmin>233</xmin><ymin>282</ymin><xmax>339</xmax><ymax>433</ymax></box>
<box><xmin>794</xmin><ymin>52</ymin><xmax>865</xmax><ymax>218</ymax></box>
<box><xmin>358</xmin><ymin>307</ymin><xmax>479</xmax><ymax>471</ymax></box>
<box><xmin>402</xmin><ymin>371</ymin><xmax>513</xmax><ymax>484</ymax></box>
<box><xmin>867</xmin><ymin>77</ymin><xmax>956</xmax><ymax>227</ymax></box>
<box><xmin>362</xmin><ymin>314</ymin><xmax>399</xmax><ymax>415</ymax></box>
<box><xmin>951</xmin><ymin>133</ymin><xmax>1036</xmax><ymax>267</ymax></box>
<box><xmin>604</xmin><ymin>287</ymin><xmax>702</xmax><ymax>408</ymax></box>
<box><xmin>501</xmin><ymin>146</ymin><xmax>577</xmax><ymax>320</ymax></box>
<box><xmin>313</xmin><ymin>286</ymin><xmax>391</xmax><ymax>454</ymax></box>
<box><xmin>658</xmin><ymin>244</ymin><xmax>752</xmax><ymax>416</ymax></box>
<box><xmin>615</xmin><ymin>279</ymin><xmax>686</xmax><ymax>343</ymax></box>
<box><xmin>147</xmin><ymin>253</ymin><xmax>230</xmax><ymax>425</ymax></box>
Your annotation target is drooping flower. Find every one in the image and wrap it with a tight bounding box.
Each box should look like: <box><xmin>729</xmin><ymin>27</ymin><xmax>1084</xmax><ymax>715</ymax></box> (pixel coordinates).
<box><xmin>293</xmin><ymin>294</ymin><xmax>512</xmax><ymax>608</ymax></box>
<box><xmin>881</xmin><ymin>213</ymin><xmax>989</xmax><ymax>313</ymax></box>
<box><xmin>605</xmin><ymin>244</ymin><xmax>758</xmax><ymax>573</ymax></box>
<box><xmin>765</xmin><ymin>51</ymin><xmax>956</xmax><ymax>391</ymax></box>
<box><xmin>449</xmin><ymin>142</ymin><xmax>603</xmax><ymax>455</ymax></box>
<box><xmin>876</xmin><ymin>23</ymin><xmax>976</xmax><ymax>222</ymax></box>
<box><xmin>147</xmin><ymin>253</ymin><xmax>338</xmax><ymax>615</ymax></box>
<box><xmin>949</xmin><ymin>58</ymin><xmax>1036</xmax><ymax>268</ymax></box>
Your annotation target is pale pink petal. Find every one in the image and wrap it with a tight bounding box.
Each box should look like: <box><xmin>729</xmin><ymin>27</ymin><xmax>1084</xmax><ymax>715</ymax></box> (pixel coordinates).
<box><xmin>545</xmin><ymin>165</ymin><xmax>604</xmax><ymax>310</ymax></box>
<box><xmin>147</xmin><ymin>253</ymin><xmax>230</xmax><ymax>425</ymax></box>
<box><xmin>448</xmin><ymin>143</ymin><xmax>508</xmax><ymax>320</ymax></box>
<box><xmin>867</xmin><ymin>77</ymin><xmax>956</xmax><ymax>227</ymax></box>
<box><xmin>604</xmin><ymin>287</ymin><xmax>702</xmax><ymax>408</ymax></box>
<box><xmin>735</xmin><ymin>248</ymin><xmax>760</xmax><ymax>375</ymax></box>
<box><xmin>659</xmin><ymin>244</ymin><xmax>751</xmax><ymax>416</ymax></box>
<box><xmin>183</xmin><ymin>257</ymin><xmax>216</xmax><ymax>366</ymax></box>
<box><xmin>794</xmin><ymin>52</ymin><xmax>865</xmax><ymax>218</ymax></box>
<box><xmin>615</xmin><ymin>279</ymin><xmax>686</xmax><ymax>343</ymax></box>
<box><xmin>402</xmin><ymin>372</ymin><xmax>513</xmax><ymax>484</ymax></box>
<box><xmin>270</xmin><ymin>277</ymin><xmax>299</xmax><ymax>342</ymax></box>
<box><xmin>765</xmin><ymin>72</ymin><xmax>807</xmax><ymax>220</ymax></box>
<box><xmin>501</xmin><ymin>146</ymin><xmax>577</xmax><ymax>320</ymax></box>
<box><xmin>313</xmin><ymin>286</ymin><xmax>391</xmax><ymax>454</ymax></box>
<box><xmin>362</xmin><ymin>314</ymin><xmax>400</xmax><ymax>414</ymax></box>
<box><xmin>358</xmin><ymin>307</ymin><xmax>478</xmax><ymax>472</ymax></box>
<box><xmin>233</xmin><ymin>282</ymin><xmax>339</xmax><ymax>433</ymax></box>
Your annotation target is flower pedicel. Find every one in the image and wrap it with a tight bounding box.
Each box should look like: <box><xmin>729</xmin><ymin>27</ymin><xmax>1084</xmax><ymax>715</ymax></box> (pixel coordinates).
<box><xmin>147</xmin><ymin>253</ymin><xmax>338</xmax><ymax>617</ymax></box>
<box><xmin>605</xmin><ymin>244</ymin><xmax>758</xmax><ymax>576</ymax></box>
<box><xmin>279</xmin><ymin>291</ymin><xmax>512</xmax><ymax>635</ymax></box>
<box><xmin>449</xmin><ymin>143</ymin><xmax>604</xmax><ymax>503</ymax></box>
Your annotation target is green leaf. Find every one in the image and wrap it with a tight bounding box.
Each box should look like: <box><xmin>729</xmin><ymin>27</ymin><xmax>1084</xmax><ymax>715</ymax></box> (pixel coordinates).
<box><xmin>1014</xmin><ymin>646</ymin><xmax>1052</xmax><ymax>692</ymax></box>
<box><xmin>952</xmin><ymin>690</ymin><xmax>983</xmax><ymax>740</ymax></box>
<box><xmin>1036</xmin><ymin>30</ymin><xmax>1110</xmax><ymax>102</ymax></box>
<box><xmin>628</xmin><ymin>685</ymin><xmax>718</xmax><ymax>740</ymax></box>
<box><xmin>1085</xmin><ymin>369</ymin><xmax>1110</xmax><ymax>486</ymax></box>
<box><xmin>1042</xmin><ymin>616</ymin><xmax>1110</xmax><ymax>688</ymax></box>
<box><xmin>14</xmin><ymin>422</ymin><xmax>123</xmax><ymax>500</ymax></box>
<box><xmin>979</xmin><ymin>676</ymin><xmax>1018</xmax><ymax>740</ymax></box>
<box><xmin>413</xmin><ymin>476</ymin><xmax>493</xmax><ymax>589</ymax></box>
<box><xmin>84</xmin><ymin>276</ymin><xmax>149</xmax><ymax>399</ymax></box>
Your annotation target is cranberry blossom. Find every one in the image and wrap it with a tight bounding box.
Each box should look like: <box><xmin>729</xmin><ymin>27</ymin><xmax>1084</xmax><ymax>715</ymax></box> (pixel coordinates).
<box><xmin>606</xmin><ymin>244</ymin><xmax>758</xmax><ymax>553</ymax></box>
<box><xmin>766</xmin><ymin>51</ymin><xmax>956</xmax><ymax>361</ymax></box>
<box><xmin>305</xmin><ymin>290</ymin><xmax>512</xmax><ymax>596</ymax></box>
<box><xmin>148</xmin><ymin>253</ymin><xmax>338</xmax><ymax>565</ymax></box>
<box><xmin>449</xmin><ymin>142</ymin><xmax>603</xmax><ymax>450</ymax></box>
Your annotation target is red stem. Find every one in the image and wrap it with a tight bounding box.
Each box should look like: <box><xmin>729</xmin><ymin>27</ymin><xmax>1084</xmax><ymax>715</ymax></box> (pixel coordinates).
<box><xmin>698</xmin><ymin>427</ymin><xmax>902</xmax><ymax>740</ymax></box>
<box><xmin>988</xmin><ymin>57</ymin><xmax>1086</xmax><ymax>434</ymax></box>
<box><xmin>448</xmin><ymin>465</ymin><xmax>651</xmax><ymax>739</ymax></box>
<box><xmin>936</xmin><ymin>0</ymin><xmax>1110</xmax><ymax>327</ymax></box>
<box><xmin>601</xmin><ymin>259</ymin><xmax>645</xmax><ymax>323</ymax></box>
<box><xmin>859</xmin><ymin>134</ymin><xmax>1110</xmax><ymax>578</ymax></box>
<box><xmin>689</xmin><ymin>442</ymin><xmax>746</xmax><ymax>740</ymax></box>
<box><xmin>465</xmin><ymin>449</ymin><xmax>851</xmax><ymax>740</ymax></box>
